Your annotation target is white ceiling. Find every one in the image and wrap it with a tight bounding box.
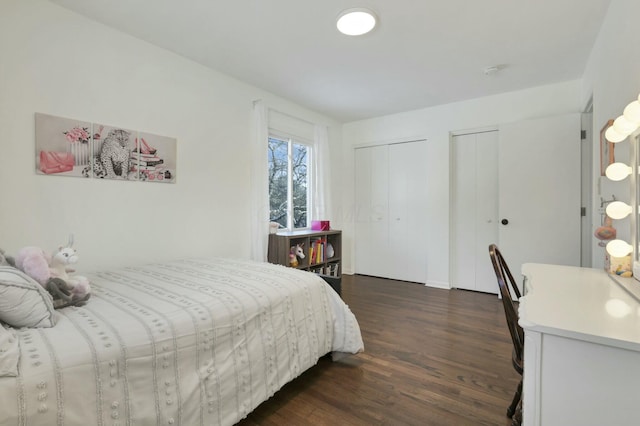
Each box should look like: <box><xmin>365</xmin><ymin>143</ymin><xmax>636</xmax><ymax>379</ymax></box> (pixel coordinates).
<box><xmin>50</xmin><ymin>0</ymin><xmax>611</xmax><ymax>122</ymax></box>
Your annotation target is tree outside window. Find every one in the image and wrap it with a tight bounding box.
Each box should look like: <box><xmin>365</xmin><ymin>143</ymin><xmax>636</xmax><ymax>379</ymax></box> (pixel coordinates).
<box><xmin>268</xmin><ymin>136</ymin><xmax>309</xmax><ymax>230</ymax></box>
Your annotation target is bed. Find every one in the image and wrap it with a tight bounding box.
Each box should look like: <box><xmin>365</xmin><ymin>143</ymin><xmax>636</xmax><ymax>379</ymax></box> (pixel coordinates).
<box><xmin>0</xmin><ymin>257</ymin><xmax>364</xmax><ymax>426</ymax></box>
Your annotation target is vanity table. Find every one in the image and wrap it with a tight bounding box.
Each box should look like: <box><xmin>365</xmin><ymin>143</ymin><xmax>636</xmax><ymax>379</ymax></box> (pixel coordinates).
<box><xmin>519</xmin><ymin>263</ymin><xmax>640</xmax><ymax>426</ymax></box>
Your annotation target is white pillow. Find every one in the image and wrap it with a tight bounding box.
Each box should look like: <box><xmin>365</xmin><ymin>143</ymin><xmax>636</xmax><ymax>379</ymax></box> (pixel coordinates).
<box><xmin>0</xmin><ymin>326</ymin><xmax>19</xmax><ymax>377</ymax></box>
<box><xmin>0</xmin><ymin>266</ymin><xmax>56</xmax><ymax>328</ymax></box>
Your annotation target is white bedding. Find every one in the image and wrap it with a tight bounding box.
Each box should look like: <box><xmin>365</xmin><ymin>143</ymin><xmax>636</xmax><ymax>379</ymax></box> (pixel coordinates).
<box><xmin>0</xmin><ymin>258</ymin><xmax>363</xmax><ymax>426</ymax></box>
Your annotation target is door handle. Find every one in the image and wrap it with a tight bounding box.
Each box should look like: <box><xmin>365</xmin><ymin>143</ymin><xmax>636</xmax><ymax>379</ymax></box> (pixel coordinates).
<box><xmin>501</xmin><ymin>219</ymin><xmax>509</xmax><ymax>225</ymax></box>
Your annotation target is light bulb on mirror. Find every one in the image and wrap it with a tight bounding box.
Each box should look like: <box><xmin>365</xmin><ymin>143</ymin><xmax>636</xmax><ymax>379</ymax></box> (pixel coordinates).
<box><xmin>606</xmin><ymin>239</ymin><xmax>633</xmax><ymax>257</ymax></box>
<box><xmin>605</xmin><ymin>125</ymin><xmax>628</xmax><ymax>143</ymax></box>
<box><xmin>623</xmin><ymin>101</ymin><xmax>640</xmax><ymax>125</ymax></box>
<box><xmin>606</xmin><ymin>201</ymin><xmax>633</xmax><ymax>220</ymax></box>
<box><xmin>613</xmin><ymin>115</ymin><xmax>639</xmax><ymax>135</ymax></box>
<box><xmin>605</xmin><ymin>162</ymin><xmax>633</xmax><ymax>181</ymax></box>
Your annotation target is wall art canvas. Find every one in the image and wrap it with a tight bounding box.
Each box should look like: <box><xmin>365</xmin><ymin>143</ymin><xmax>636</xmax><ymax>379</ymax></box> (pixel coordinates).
<box><xmin>136</xmin><ymin>131</ymin><xmax>177</xmax><ymax>183</ymax></box>
<box><xmin>35</xmin><ymin>113</ymin><xmax>177</xmax><ymax>184</ymax></box>
<box><xmin>35</xmin><ymin>113</ymin><xmax>92</xmax><ymax>178</ymax></box>
<box><xmin>88</xmin><ymin>123</ymin><xmax>138</xmax><ymax>180</ymax></box>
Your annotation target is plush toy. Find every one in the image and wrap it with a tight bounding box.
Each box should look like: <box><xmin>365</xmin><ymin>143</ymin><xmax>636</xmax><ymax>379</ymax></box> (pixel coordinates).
<box><xmin>46</xmin><ymin>277</ymin><xmax>78</xmax><ymax>309</ymax></box>
<box><xmin>15</xmin><ymin>246</ymin><xmax>52</xmax><ymax>286</ymax></box>
<box><xmin>49</xmin><ymin>245</ymin><xmax>91</xmax><ymax>304</ymax></box>
<box><xmin>15</xmin><ymin>236</ymin><xmax>91</xmax><ymax>308</ymax></box>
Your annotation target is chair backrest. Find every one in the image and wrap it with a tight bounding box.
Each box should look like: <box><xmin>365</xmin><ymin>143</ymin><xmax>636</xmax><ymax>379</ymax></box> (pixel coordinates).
<box><xmin>488</xmin><ymin>244</ymin><xmax>524</xmax><ymax>366</ymax></box>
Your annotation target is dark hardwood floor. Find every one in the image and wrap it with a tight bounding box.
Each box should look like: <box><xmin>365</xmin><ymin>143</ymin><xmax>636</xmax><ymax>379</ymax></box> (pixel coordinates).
<box><xmin>238</xmin><ymin>274</ymin><xmax>517</xmax><ymax>426</ymax></box>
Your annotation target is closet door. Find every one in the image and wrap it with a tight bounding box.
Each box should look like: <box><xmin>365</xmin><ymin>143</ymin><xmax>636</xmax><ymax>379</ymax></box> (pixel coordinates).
<box><xmin>451</xmin><ymin>131</ymin><xmax>499</xmax><ymax>293</ymax></box>
<box><xmin>355</xmin><ymin>140</ymin><xmax>428</xmax><ymax>283</ymax></box>
<box><xmin>388</xmin><ymin>141</ymin><xmax>428</xmax><ymax>283</ymax></box>
<box><xmin>354</xmin><ymin>145</ymin><xmax>390</xmax><ymax>279</ymax></box>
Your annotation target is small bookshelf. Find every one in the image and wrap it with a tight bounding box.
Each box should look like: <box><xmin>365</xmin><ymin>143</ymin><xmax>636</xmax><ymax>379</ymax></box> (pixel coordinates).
<box><xmin>267</xmin><ymin>229</ymin><xmax>342</xmax><ymax>295</ymax></box>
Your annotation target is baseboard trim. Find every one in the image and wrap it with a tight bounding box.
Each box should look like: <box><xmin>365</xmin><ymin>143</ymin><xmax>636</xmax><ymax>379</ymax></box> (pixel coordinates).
<box><xmin>425</xmin><ymin>280</ymin><xmax>450</xmax><ymax>290</ymax></box>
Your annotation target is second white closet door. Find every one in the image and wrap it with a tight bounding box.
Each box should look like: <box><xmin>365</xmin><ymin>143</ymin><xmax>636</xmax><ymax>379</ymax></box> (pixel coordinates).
<box><xmin>355</xmin><ymin>140</ymin><xmax>428</xmax><ymax>283</ymax></box>
<box><xmin>388</xmin><ymin>141</ymin><xmax>428</xmax><ymax>283</ymax></box>
<box><xmin>451</xmin><ymin>131</ymin><xmax>499</xmax><ymax>294</ymax></box>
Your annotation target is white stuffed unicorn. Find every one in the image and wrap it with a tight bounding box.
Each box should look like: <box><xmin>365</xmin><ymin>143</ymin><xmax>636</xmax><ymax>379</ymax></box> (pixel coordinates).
<box><xmin>49</xmin><ymin>235</ymin><xmax>91</xmax><ymax>302</ymax></box>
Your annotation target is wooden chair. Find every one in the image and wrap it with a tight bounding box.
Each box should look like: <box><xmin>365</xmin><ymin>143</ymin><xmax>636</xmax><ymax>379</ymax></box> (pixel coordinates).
<box><xmin>488</xmin><ymin>244</ymin><xmax>524</xmax><ymax>426</ymax></box>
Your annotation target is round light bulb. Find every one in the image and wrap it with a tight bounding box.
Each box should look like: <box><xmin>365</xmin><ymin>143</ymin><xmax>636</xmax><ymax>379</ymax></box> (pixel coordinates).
<box><xmin>613</xmin><ymin>115</ymin><xmax>638</xmax><ymax>135</ymax></box>
<box><xmin>606</xmin><ymin>239</ymin><xmax>633</xmax><ymax>257</ymax></box>
<box><xmin>337</xmin><ymin>9</ymin><xmax>377</xmax><ymax>36</ymax></box>
<box><xmin>605</xmin><ymin>163</ymin><xmax>633</xmax><ymax>181</ymax></box>
<box><xmin>623</xmin><ymin>101</ymin><xmax>640</xmax><ymax>125</ymax></box>
<box><xmin>606</xmin><ymin>201</ymin><xmax>633</xmax><ymax>220</ymax></box>
<box><xmin>605</xmin><ymin>126</ymin><xmax>628</xmax><ymax>143</ymax></box>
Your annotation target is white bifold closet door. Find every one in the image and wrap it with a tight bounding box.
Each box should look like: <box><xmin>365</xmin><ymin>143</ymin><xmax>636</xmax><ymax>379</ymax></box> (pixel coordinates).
<box><xmin>451</xmin><ymin>131</ymin><xmax>499</xmax><ymax>294</ymax></box>
<box><xmin>354</xmin><ymin>140</ymin><xmax>428</xmax><ymax>283</ymax></box>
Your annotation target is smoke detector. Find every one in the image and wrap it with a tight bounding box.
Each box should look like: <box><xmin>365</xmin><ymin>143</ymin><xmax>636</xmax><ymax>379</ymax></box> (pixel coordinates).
<box><xmin>483</xmin><ymin>65</ymin><xmax>505</xmax><ymax>76</ymax></box>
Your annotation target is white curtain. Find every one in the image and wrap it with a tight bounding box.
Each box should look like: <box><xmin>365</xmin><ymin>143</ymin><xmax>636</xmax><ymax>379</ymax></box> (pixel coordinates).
<box><xmin>250</xmin><ymin>100</ymin><xmax>269</xmax><ymax>261</ymax></box>
<box><xmin>311</xmin><ymin>124</ymin><xmax>332</xmax><ymax>220</ymax></box>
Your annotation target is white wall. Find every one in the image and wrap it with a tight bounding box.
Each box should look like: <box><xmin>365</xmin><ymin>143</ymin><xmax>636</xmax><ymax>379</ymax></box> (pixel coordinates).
<box><xmin>582</xmin><ymin>0</ymin><xmax>640</xmax><ymax>268</ymax></box>
<box><xmin>342</xmin><ymin>81</ymin><xmax>583</xmax><ymax>287</ymax></box>
<box><xmin>0</xmin><ymin>0</ymin><xmax>342</xmax><ymax>272</ymax></box>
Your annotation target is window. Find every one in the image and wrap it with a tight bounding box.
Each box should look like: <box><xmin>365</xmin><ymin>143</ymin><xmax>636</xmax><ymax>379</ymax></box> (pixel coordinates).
<box><xmin>268</xmin><ymin>135</ymin><xmax>310</xmax><ymax>230</ymax></box>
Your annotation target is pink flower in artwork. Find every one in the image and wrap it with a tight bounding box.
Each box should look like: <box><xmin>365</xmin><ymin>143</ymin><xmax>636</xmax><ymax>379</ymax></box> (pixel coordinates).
<box><xmin>63</xmin><ymin>126</ymin><xmax>90</xmax><ymax>144</ymax></box>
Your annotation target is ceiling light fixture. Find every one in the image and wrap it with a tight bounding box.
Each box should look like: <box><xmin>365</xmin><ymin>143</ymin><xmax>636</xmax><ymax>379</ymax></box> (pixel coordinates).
<box><xmin>336</xmin><ymin>8</ymin><xmax>377</xmax><ymax>36</ymax></box>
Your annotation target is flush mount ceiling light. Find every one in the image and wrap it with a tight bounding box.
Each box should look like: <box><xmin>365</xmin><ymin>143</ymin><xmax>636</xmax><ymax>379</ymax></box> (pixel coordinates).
<box><xmin>336</xmin><ymin>8</ymin><xmax>377</xmax><ymax>36</ymax></box>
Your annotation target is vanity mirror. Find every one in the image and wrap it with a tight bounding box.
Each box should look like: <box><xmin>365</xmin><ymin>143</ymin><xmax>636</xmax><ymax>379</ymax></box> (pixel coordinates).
<box><xmin>602</xmin><ymin>95</ymin><xmax>640</xmax><ymax>299</ymax></box>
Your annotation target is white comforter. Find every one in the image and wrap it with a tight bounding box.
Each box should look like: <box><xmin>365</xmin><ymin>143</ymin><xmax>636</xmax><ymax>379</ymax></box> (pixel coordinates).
<box><xmin>0</xmin><ymin>258</ymin><xmax>363</xmax><ymax>426</ymax></box>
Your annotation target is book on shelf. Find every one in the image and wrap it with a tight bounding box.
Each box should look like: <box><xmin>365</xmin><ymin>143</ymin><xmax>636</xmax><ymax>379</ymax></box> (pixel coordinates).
<box><xmin>326</xmin><ymin>263</ymin><xmax>340</xmax><ymax>277</ymax></box>
<box><xmin>131</xmin><ymin>165</ymin><xmax>157</xmax><ymax>171</ymax></box>
<box><xmin>312</xmin><ymin>262</ymin><xmax>340</xmax><ymax>277</ymax></box>
<box><xmin>310</xmin><ymin>238</ymin><xmax>325</xmax><ymax>264</ymax></box>
<box><xmin>130</xmin><ymin>157</ymin><xmax>164</xmax><ymax>166</ymax></box>
<box><xmin>139</xmin><ymin>152</ymin><xmax>160</xmax><ymax>158</ymax></box>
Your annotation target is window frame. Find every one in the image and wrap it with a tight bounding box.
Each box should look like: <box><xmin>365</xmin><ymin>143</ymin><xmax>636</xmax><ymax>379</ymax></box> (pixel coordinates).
<box><xmin>268</xmin><ymin>131</ymin><xmax>312</xmax><ymax>231</ymax></box>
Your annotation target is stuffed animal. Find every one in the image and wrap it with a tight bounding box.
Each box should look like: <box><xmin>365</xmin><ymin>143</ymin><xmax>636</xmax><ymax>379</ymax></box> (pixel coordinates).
<box><xmin>49</xmin><ymin>246</ymin><xmax>91</xmax><ymax>303</ymax></box>
<box><xmin>15</xmin><ymin>246</ymin><xmax>51</xmax><ymax>286</ymax></box>
<box><xmin>15</xmin><ymin>236</ymin><xmax>91</xmax><ymax>307</ymax></box>
<box><xmin>46</xmin><ymin>277</ymin><xmax>82</xmax><ymax>309</ymax></box>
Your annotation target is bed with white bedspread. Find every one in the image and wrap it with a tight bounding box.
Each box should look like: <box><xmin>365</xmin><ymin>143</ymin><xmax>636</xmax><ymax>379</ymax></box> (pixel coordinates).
<box><xmin>0</xmin><ymin>257</ymin><xmax>364</xmax><ymax>426</ymax></box>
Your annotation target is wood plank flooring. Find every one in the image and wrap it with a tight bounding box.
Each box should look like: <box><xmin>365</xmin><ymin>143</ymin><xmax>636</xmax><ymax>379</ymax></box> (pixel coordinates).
<box><xmin>238</xmin><ymin>274</ymin><xmax>518</xmax><ymax>425</ymax></box>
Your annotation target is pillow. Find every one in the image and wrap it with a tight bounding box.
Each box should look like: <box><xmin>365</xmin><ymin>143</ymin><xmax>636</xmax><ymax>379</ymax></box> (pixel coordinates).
<box><xmin>0</xmin><ymin>266</ymin><xmax>56</xmax><ymax>328</ymax></box>
<box><xmin>0</xmin><ymin>326</ymin><xmax>19</xmax><ymax>377</ymax></box>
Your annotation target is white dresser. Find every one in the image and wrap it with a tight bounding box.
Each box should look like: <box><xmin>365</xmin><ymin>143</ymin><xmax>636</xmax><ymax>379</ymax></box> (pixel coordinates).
<box><xmin>520</xmin><ymin>263</ymin><xmax>640</xmax><ymax>426</ymax></box>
